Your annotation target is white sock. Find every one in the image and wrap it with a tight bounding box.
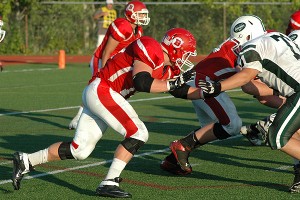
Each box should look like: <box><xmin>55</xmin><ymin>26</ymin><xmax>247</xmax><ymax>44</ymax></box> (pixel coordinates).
<box><xmin>100</xmin><ymin>158</ymin><xmax>127</xmax><ymax>187</ymax></box>
<box><xmin>74</xmin><ymin>106</ymin><xmax>83</xmax><ymax>120</ymax></box>
<box><xmin>28</xmin><ymin>148</ymin><xmax>49</xmax><ymax>166</ymax></box>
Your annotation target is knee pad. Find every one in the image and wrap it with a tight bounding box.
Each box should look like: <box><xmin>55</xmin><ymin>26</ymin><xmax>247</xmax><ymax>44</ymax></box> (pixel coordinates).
<box><xmin>213</xmin><ymin>123</ymin><xmax>231</xmax><ymax>140</ymax></box>
<box><xmin>121</xmin><ymin>138</ymin><xmax>145</xmax><ymax>155</ymax></box>
<box><xmin>58</xmin><ymin>142</ymin><xmax>74</xmax><ymax>160</ymax></box>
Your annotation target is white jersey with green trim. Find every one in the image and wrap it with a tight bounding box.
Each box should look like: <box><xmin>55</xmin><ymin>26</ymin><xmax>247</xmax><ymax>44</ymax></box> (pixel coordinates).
<box><xmin>237</xmin><ymin>32</ymin><xmax>300</xmax><ymax>97</ymax></box>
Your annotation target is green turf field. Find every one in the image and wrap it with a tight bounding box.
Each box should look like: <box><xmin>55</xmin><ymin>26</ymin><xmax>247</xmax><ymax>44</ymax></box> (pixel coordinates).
<box><xmin>0</xmin><ymin>63</ymin><xmax>298</xmax><ymax>199</ymax></box>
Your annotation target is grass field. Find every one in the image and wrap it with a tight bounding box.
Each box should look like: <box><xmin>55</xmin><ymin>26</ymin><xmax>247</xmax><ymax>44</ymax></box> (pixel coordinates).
<box><xmin>0</xmin><ymin>63</ymin><xmax>299</xmax><ymax>199</ymax></box>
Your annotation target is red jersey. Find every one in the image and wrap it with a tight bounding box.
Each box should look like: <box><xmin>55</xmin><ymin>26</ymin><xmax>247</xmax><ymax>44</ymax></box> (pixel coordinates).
<box><xmin>95</xmin><ymin>36</ymin><xmax>178</xmax><ymax>99</ymax></box>
<box><xmin>92</xmin><ymin>18</ymin><xmax>143</xmax><ymax>75</ymax></box>
<box><xmin>194</xmin><ymin>38</ymin><xmax>238</xmax><ymax>83</ymax></box>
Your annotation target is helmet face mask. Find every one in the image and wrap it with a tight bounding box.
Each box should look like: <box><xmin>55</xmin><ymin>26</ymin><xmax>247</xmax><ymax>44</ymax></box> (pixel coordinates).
<box><xmin>0</xmin><ymin>20</ymin><xmax>6</xmax><ymax>43</ymax></box>
<box><xmin>230</xmin><ymin>15</ymin><xmax>266</xmax><ymax>51</ymax></box>
<box><xmin>125</xmin><ymin>1</ymin><xmax>150</xmax><ymax>26</ymax></box>
<box><xmin>161</xmin><ymin>28</ymin><xmax>197</xmax><ymax>71</ymax></box>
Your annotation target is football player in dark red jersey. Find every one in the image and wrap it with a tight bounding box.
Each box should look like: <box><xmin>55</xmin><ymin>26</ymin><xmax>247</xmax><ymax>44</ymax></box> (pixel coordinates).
<box><xmin>160</xmin><ymin>15</ymin><xmax>273</xmax><ymax>175</ymax></box>
<box><xmin>11</xmin><ymin>28</ymin><xmax>203</xmax><ymax>198</ymax></box>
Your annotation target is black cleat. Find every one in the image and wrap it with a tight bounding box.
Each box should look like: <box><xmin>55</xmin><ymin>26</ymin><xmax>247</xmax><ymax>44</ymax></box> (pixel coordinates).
<box><xmin>12</xmin><ymin>152</ymin><xmax>33</xmax><ymax>190</ymax></box>
<box><xmin>240</xmin><ymin>124</ymin><xmax>262</xmax><ymax>146</ymax></box>
<box><xmin>289</xmin><ymin>164</ymin><xmax>300</xmax><ymax>193</ymax></box>
<box><xmin>96</xmin><ymin>177</ymin><xmax>131</xmax><ymax>198</ymax></box>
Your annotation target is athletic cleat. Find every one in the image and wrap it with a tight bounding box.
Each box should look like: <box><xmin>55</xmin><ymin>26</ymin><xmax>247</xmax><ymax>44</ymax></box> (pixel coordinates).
<box><xmin>169</xmin><ymin>140</ymin><xmax>192</xmax><ymax>174</ymax></box>
<box><xmin>240</xmin><ymin>125</ymin><xmax>262</xmax><ymax>146</ymax></box>
<box><xmin>12</xmin><ymin>152</ymin><xmax>34</xmax><ymax>190</ymax></box>
<box><xmin>289</xmin><ymin>164</ymin><xmax>300</xmax><ymax>193</ymax></box>
<box><xmin>160</xmin><ymin>153</ymin><xmax>192</xmax><ymax>175</ymax></box>
<box><xmin>96</xmin><ymin>177</ymin><xmax>132</xmax><ymax>198</ymax></box>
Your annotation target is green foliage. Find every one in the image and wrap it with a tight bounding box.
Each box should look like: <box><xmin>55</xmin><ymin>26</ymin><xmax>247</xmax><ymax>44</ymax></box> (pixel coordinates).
<box><xmin>0</xmin><ymin>1</ymin><xmax>298</xmax><ymax>55</ymax></box>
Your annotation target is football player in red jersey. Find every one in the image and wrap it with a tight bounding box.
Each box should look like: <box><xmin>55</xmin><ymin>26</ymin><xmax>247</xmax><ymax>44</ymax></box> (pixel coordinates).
<box><xmin>69</xmin><ymin>0</ymin><xmax>150</xmax><ymax>129</ymax></box>
<box><xmin>11</xmin><ymin>28</ymin><xmax>203</xmax><ymax>198</ymax></box>
<box><xmin>160</xmin><ymin>15</ymin><xmax>273</xmax><ymax>175</ymax></box>
<box><xmin>286</xmin><ymin>10</ymin><xmax>300</xmax><ymax>35</ymax></box>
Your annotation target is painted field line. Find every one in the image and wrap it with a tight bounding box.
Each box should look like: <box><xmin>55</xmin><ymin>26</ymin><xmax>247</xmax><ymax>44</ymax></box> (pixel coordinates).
<box><xmin>0</xmin><ymin>96</ymin><xmax>173</xmax><ymax>116</ymax></box>
<box><xmin>0</xmin><ymin>136</ymin><xmax>243</xmax><ymax>186</ymax></box>
<box><xmin>1</xmin><ymin>68</ymin><xmax>56</xmax><ymax>73</ymax></box>
<box><xmin>0</xmin><ymin>89</ymin><xmax>242</xmax><ymax>117</ymax></box>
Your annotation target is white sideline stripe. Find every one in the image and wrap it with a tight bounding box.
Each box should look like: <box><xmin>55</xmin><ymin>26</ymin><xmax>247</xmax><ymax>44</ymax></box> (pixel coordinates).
<box><xmin>0</xmin><ymin>137</ymin><xmax>243</xmax><ymax>185</ymax></box>
<box><xmin>1</xmin><ymin>68</ymin><xmax>55</xmax><ymax>73</ymax></box>
<box><xmin>0</xmin><ymin>89</ymin><xmax>242</xmax><ymax>117</ymax></box>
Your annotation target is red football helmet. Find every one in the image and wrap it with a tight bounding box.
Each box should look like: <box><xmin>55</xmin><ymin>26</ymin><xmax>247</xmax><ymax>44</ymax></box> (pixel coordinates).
<box><xmin>161</xmin><ymin>28</ymin><xmax>197</xmax><ymax>71</ymax></box>
<box><xmin>124</xmin><ymin>1</ymin><xmax>150</xmax><ymax>26</ymax></box>
<box><xmin>286</xmin><ymin>10</ymin><xmax>300</xmax><ymax>35</ymax></box>
<box><xmin>0</xmin><ymin>17</ymin><xmax>5</xmax><ymax>43</ymax></box>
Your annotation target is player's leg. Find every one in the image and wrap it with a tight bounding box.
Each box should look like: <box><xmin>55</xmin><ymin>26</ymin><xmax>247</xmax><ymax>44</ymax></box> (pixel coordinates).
<box><xmin>169</xmin><ymin>93</ymin><xmax>242</xmax><ymax>173</ymax></box>
<box><xmin>88</xmin><ymin>79</ymin><xmax>148</xmax><ymax>198</ymax></box>
<box><xmin>12</xmin><ymin>85</ymin><xmax>106</xmax><ymax>190</ymax></box>
<box><xmin>267</xmin><ymin>93</ymin><xmax>300</xmax><ymax>193</ymax></box>
<box><xmin>160</xmin><ymin>98</ymin><xmax>216</xmax><ymax>175</ymax></box>
<box><xmin>68</xmin><ymin>56</ymin><xmax>102</xmax><ymax>130</ymax></box>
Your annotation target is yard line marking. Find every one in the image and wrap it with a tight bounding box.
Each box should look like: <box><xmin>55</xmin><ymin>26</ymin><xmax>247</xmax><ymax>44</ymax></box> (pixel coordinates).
<box><xmin>0</xmin><ymin>137</ymin><xmax>243</xmax><ymax>185</ymax></box>
<box><xmin>1</xmin><ymin>68</ymin><xmax>56</xmax><ymax>73</ymax></box>
<box><xmin>0</xmin><ymin>89</ymin><xmax>242</xmax><ymax>117</ymax></box>
<box><xmin>266</xmin><ymin>165</ymin><xmax>292</xmax><ymax>172</ymax></box>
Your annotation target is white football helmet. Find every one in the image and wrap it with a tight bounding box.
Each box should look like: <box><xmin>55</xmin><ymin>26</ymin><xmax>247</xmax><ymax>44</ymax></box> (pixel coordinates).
<box><xmin>230</xmin><ymin>15</ymin><xmax>266</xmax><ymax>53</ymax></box>
<box><xmin>288</xmin><ymin>30</ymin><xmax>300</xmax><ymax>46</ymax></box>
<box><xmin>0</xmin><ymin>19</ymin><xmax>6</xmax><ymax>43</ymax></box>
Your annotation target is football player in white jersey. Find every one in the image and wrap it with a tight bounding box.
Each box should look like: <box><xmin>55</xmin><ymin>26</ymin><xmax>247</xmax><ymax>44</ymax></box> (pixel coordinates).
<box><xmin>200</xmin><ymin>27</ymin><xmax>300</xmax><ymax>193</ymax></box>
<box><xmin>0</xmin><ymin>16</ymin><xmax>6</xmax><ymax>71</ymax></box>
<box><xmin>0</xmin><ymin>17</ymin><xmax>5</xmax><ymax>43</ymax></box>
<box><xmin>11</xmin><ymin>28</ymin><xmax>203</xmax><ymax>198</ymax></box>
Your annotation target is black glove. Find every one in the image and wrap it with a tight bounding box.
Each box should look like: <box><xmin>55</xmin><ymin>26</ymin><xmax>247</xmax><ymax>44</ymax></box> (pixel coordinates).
<box><xmin>168</xmin><ymin>69</ymin><xmax>195</xmax><ymax>91</ymax></box>
<box><xmin>198</xmin><ymin>80</ymin><xmax>221</xmax><ymax>98</ymax></box>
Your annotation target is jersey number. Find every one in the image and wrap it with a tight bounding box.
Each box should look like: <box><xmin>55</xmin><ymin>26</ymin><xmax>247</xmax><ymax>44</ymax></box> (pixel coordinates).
<box><xmin>271</xmin><ymin>34</ymin><xmax>300</xmax><ymax>60</ymax></box>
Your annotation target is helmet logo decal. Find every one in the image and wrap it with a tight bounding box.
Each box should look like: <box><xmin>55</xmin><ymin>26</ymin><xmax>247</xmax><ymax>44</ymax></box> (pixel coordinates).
<box><xmin>126</xmin><ymin>4</ymin><xmax>134</xmax><ymax>12</ymax></box>
<box><xmin>234</xmin><ymin>22</ymin><xmax>246</xmax><ymax>33</ymax></box>
<box><xmin>172</xmin><ymin>37</ymin><xmax>184</xmax><ymax>48</ymax></box>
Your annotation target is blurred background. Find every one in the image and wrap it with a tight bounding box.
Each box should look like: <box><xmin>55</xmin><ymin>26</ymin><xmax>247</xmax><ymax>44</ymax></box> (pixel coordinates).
<box><xmin>0</xmin><ymin>0</ymin><xmax>298</xmax><ymax>55</ymax></box>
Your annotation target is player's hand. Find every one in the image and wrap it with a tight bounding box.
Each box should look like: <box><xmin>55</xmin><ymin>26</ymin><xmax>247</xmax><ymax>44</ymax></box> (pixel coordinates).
<box><xmin>198</xmin><ymin>80</ymin><xmax>221</xmax><ymax>98</ymax></box>
<box><xmin>168</xmin><ymin>69</ymin><xmax>195</xmax><ymax>91</ymax></box>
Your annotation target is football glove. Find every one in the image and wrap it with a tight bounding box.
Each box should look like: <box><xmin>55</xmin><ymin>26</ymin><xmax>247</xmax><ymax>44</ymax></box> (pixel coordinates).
<box><xmin>198</xmin><ymin>80</ymin><xmax>221</xmax><ymax>98</ymax></box>
<box><xmin>168</xmin><ymin>69</ymin><xmax>195</xmax><ymax>91</ymax></box>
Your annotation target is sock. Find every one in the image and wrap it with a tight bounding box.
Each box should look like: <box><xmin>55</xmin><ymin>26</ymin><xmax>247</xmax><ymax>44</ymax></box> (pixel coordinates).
<box><xmin>180</xmin><ymin>129</ymin><xmax>201</xmax><ymax>150</ymax></box>
<box><xmin>74</xmin><ymin>106</ymin><xmax>83</xmax><ymax>119</ymax></box>
<box><xmin>28</xmin><ymin>148</ymin><xmax>49</xmax><ymax>166</ymax></box>
<box><xmin>100</xmin><ymin>158</ymin><xmax>127</xmax><ymax>187</ymax></box>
